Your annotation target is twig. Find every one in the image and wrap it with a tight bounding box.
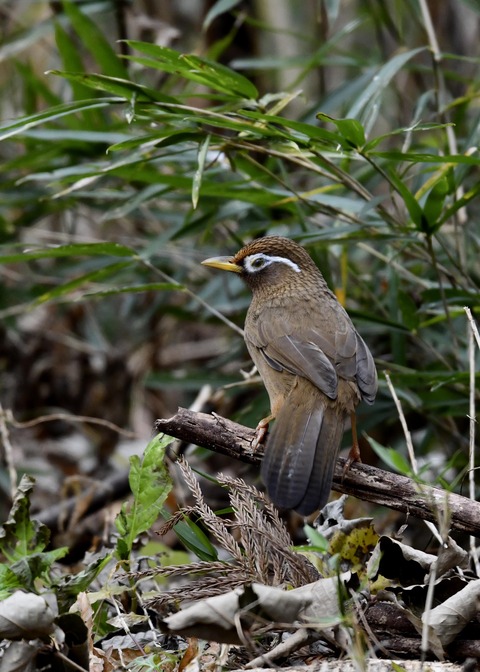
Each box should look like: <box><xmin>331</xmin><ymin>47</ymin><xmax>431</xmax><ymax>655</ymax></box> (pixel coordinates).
<box><xmin>35</xmin><ymin>471</ymin><xmax>130</xmax><ymax>532</ymax></box>
<box><xmin>385</xmin><ymin>373</ymin><xmax>443</xmax><ymax>545</ymax></box>
<box><xmin>0</xmin><ymin>404</ymin><xmax>18</xmax><ymax>499</ymax></box>
<box><xmin>384</xmin><ymin>373</ymin><xmax>418</xmax><ymax>473</ymax></box>
<box><xmin>7</xmin><ymin>409</ymin><xmax>137</xmax><ymax>438</ymax></box>
<box><xmin>465</xmin><ymin>307</ymin><xmax>480</xmax><ymax>576</ymax></box>
<box><xmin>156</xmin><ymin>407</ymin><xmax>480</xmax><ymax>537</ymax></box>
<box><xmin>140</xmin><ymin>257</ymin><xmax>244</xmax><ymax>337</ymax></box>
<box><xmin>465</xmin><ymin>306</ymin><xmax>480</xmax><ymax>349</ymax></box>
<box><xmin>421</xmin><ymin>556</ymin><xmax>438</xmax><ymax>661</ymax></box>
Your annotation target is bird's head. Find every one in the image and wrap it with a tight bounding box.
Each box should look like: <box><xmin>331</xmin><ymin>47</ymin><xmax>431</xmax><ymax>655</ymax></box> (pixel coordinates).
<box><xmin>202</xmin><ymin>236</ymin><xmax>320</xmax><ymax>292</ymax></box>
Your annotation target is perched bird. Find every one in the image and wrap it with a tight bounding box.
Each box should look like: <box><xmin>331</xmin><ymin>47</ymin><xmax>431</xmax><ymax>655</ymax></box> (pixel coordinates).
<box><xmin>202</xmin><ymin>236</ymin><xmax>377</xmax><ymax>515</ymax></box>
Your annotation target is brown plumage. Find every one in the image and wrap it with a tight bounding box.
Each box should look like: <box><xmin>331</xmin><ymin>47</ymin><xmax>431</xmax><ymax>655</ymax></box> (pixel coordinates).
<box><xmin>202</xmin><ymin>236</ymin><xmax>377</xmax><ymax>515</ymax></box>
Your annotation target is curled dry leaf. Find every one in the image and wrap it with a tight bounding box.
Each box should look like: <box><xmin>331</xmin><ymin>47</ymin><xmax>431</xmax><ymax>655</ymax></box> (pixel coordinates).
<box><xmin>368</xmin><ymin>536</ymin><xmax>437</xmax><ymax>586</ymax></box>
<box><xmin>163</xmin><ymin>574</ymin><xmax>351</xmax><ymax>645</ymax></box>
<box><xmin>0</xmin><ymin>640</ymin><xmax>38</xmax><ymax>672</ymax></box>
<box><xmin>294</xmin><ymin>573</ymin><xmax>352</xmax><ymax>623</ymax></box>
<box><xmin>423</xmin><ymin>578</ymin><xmax>480</xmax><ymax>647</ymax></box>
<box><xmin>431</xmin><ymin>537</ymin><xmax>469</xmax><ymax>578</ymax></box>
<box><xmin>0</xmin><ymin>591</ymin><xmax>61</xmax><ymax>640</ymax></box>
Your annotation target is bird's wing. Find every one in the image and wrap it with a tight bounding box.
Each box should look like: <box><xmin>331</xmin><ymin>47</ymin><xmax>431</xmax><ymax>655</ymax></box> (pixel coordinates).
<box><xmin>262</xmin><ymin>333</ymin><xmax>338</xmax><ymax>399</ymax></box>
<box><xmin>249</xmin><ymin>301</ymin><xmax>377</xmax><ymax>403</ymax></box>
<box><xmin>352</xmin><ymin>332</ymin><xmax>378</xmax><ymax>403</ymax></box>
<box><xmin>250</xmin><ymin>311</ymin><xmax>339</xmax><ymax>398</ymax></box>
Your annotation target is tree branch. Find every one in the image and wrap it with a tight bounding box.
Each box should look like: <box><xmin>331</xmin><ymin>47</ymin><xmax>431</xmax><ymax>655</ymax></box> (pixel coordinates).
<box><xmin>156</xmin><ymin>408</ymin><xmax>480</xmax><ymax>538</ymax></box>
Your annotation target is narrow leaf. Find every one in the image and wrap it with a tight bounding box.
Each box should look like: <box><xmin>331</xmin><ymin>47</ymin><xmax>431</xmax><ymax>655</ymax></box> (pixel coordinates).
<box><xmin>85</xmin><ymin>282</ymin><xmax>181</xmax><ymax>298</ymax></box>
<box><xmin>0</xmin><ymin>99</ymin><xmax>114</xmax><ymax>141</ymax></box>
<box><xmin>49</xmin><ymin>71</ymin><xmax>176</xmax><ymax>103</ymax></box>
<box><xmin>385</xmin><ymin>169</ymin><xmax>424</xmax><ymax>228</ymax></box>
<box><xmin>368</xmin><ymin>437</ymin><xmax>413</xmax><ymax>476</ymax></box>
<box><xmin>318</xmin><ymin>113</ymin><xmax>366</xmax><ymax>148</ymax></box>
<box><xmin>54</xmin><ymin>21</ymin><xmax>92</xmax><ymax>102</ymax></box>
<box><xmin>124</xmin><ymin>41</ymin><xmax>258</xmax><ymax>98</ymax></box>
<box><xmin>192</xmin><ymin>134</ymin><xmax>211</xmax><ymax>209</ymax></box>
<box><xmin>347</xmin><ymin>47</ymin><xmax>425</xmax><ymax>121</ymax></box>
<box><xmin>62</xmin><ymin>0</ymin><xmax>128</xmax><ymax>79</ymax></box>
<box><xmin>0</xmin><ymin>242</ymin><xmax>136</xmax><ymax>264</ymax></box>
<box><xmin>203</xmin><ymin>0</ymin><xmax>243</xmax><ymax>30</ymax></box>
<box><xmin>34</xmin><ymin>261</ymin><xmax>133</xmax><ymax>305</ymax></box>
<box><xmin>173</xmin><ymin>518</ymin><xmax>218</xmax><ymax>562</ymax></box>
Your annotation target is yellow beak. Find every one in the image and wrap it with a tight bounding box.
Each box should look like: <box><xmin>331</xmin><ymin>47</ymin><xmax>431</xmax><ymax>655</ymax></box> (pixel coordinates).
<box><xmin>201</xmin><ymin>256</ymin><xmax>242</xmax><ymax>273</ymax></box>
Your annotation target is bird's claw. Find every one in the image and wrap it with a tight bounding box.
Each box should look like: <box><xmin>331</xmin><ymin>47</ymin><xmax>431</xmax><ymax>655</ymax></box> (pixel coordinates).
<box><xmin>341</xmin><ymin>441</ymin><xmax>362</xmax><ymax>481</ymax></box>
<box><xmin>251</xmin><ymin>415</ymin><xmax>273</xmax><ymax>451</ymax></box>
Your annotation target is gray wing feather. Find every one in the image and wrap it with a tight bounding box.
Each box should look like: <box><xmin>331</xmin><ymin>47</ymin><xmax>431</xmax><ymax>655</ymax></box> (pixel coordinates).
<box><xmin>262</xmin><ymin>335</ymin><xmax>338</xmax><ymax>400</ymax></box>
<box><xmin>248</xmin><ymin>301</ymin><xmax>376</xmax><ymax>403</ymax></box>
<box><xmin>353</xmin><ymin>333</ymin><xmax>377</xmax><ymax>403</ymax></box>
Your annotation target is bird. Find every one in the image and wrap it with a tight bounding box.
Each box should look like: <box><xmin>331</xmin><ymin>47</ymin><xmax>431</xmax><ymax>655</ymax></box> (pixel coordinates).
<box><xmin>202</xmin><ymin>236</ymin><xmax>377</xmax><ymax>516</ymax></box>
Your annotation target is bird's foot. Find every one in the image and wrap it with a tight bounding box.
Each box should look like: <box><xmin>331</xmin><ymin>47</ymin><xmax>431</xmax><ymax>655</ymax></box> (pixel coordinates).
<box><xmin>251</xmin><ymin>414</ymin><xmax>274</xmax><ymax>451</ymax></box>
<box><xmin>342</xmin><ymin>412</ymin><xmax>362</xmax><ymax>480</ymax></box>
<box><xmin>342</xmin><ymin>442</ymin><xmax>362</xmax><ymax>478</ymax></box>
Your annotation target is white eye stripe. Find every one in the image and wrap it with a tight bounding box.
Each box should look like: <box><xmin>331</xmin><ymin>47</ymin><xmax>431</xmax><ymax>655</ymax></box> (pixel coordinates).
<box><xmin>244</xmin><ymin>253</ymin><xmax>301</xmax><ymax>274</ymax></box>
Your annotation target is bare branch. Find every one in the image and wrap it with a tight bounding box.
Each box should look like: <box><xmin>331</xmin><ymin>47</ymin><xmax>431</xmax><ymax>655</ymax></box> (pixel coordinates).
<box><xmin>156</xmin><ymin>408</ymin><xmax>480</xmax><ymax>538</ymax></box>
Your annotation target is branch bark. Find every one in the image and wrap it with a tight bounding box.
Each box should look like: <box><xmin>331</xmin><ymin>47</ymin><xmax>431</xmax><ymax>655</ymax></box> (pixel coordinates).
<box><xmin>156</xmin><ymin>407</ymin><xmax>480</xmax><ymax>538</ymax></box>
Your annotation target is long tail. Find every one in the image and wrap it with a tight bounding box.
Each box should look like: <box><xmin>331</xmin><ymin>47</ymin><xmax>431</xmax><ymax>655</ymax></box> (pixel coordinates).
<box><xmin>260</xmin><ymin>379</ymin><xmax>345</xmax><ymax>516</ymax></box>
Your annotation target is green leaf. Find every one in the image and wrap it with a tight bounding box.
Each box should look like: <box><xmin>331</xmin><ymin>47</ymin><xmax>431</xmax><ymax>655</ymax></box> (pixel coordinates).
<box><xmin>124</xmin><ymin>41</ymin><xmax>258</xmax><ymax>99</ymax></box>
<box><xmin>62</xmin><ymin>0</ymin><xmax>128</xmax><ymax>79</ymax></box>
<box><xmin>203</xmin><ymin>0</ymin><xmax>243</xmax><ymax>30</ymax></box>
<box><xmin>421</xmin><ymin>286</ymin><xmax>480</xmax><ymax>307</ymax></box>
<box><xmin>49</xmin><ymin>71</ymin><xmax>176</xmax><ymax>104</ymax></box>
<box><xmin>422</xmin><ymin>175</ymin><xmax>450</xmax><ymax>233</ymax></box>
<box><xmin>317</xmin><ymin>113</ymin><xmax>366</xmax><ymax>148</ymax></box>
<box><xmin>0</xmin><ymin>475</ymin><xmax>69</xmax><ymax>589</ymax></box>
<box><xmin>368</xmin><ymin>437</ymin><xmax>413</xmax><ymax>476</ymax></box>
<box><xmin>54</xmin><ymin>21</ymin><xmax>92</xmax><ymax>102</ymax></box>
<box><xmin>347</xmin><ymin>47</ymin><xmax>425</xmax><ymax>122</ymax></box>
<box><xmin>34</xmin><ymin>261</ymin><xmax>133</xmax><ymax>305</ymax></box>
<box><xmin>438</xmin><ymin>180</ymin><xmax>480</xmax><ymax>226</ymax></box>
<box><xmin>0</xmin><ymin>564</ymin><xmax>24</xmax><ymax>600</ymax></box>
<box><xmin>385</xmin><ymin>169</ymin><xmax>424</xmax><ymax>229</ymax></box>
<box><xmin>173</xmin><ymin>517</ymin><xmax>218</xmax><ymax>561</ymax></box>
<box><xmin>370</xmin><ymin>150</ymin><xmax>480</xmax><ymax>166</ymax></box>
<box><xmin>55</xmin><ymin>554</ymin><xmax>113</xmax><ymax>610</ymax></box>
<box><xmin>260</xmin><ymin>114</ymin><xmax>343</xmax><ymax>146</ymax></box>
<box><xmin>303</xmin><ymin>525</ymin><xmax>329</xmax><ymax>553</ymax></box>
<box><xmin>192</xmin><ymin>134</ymin><xmax>211</xmax><ymax>209</ymax></box>
<box><xmin>0</xmin><ymin>98</ymin><xmax>115</xmax><ymax>141</ymax></box>
<box><xmin>0</xmin><ymin>242</ymin><xmax>136</xmax><ymax>265</ymax></box>
<box><xmin>10</xmin><ymin>548</ymin><xmax>69</xmax><ymax>587</ymax></box>
<box><xmin>362</xmin><ymin>122</ymin><xmax>453</xmax><ymax>152</ymax></box>
<box><xmin>0</xmin><ymin>476</ymin><xmax>45</xmax><ymax>562</ymax></box>
<box><xmin>106</xmin><ymin>130</ymin><xmax>202</xmax><ymax>153</ymax></box>
<box><xmin>115</xmin><ymin>434</ymin><xmax>173</xmax><ymax>561</ymax></box>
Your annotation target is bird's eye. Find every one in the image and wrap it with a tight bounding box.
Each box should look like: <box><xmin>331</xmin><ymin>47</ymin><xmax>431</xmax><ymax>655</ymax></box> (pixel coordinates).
<box><xmin>251</xmin><ymin>256</ymin><xmax>266</xmax><ymax>269</ymax></box>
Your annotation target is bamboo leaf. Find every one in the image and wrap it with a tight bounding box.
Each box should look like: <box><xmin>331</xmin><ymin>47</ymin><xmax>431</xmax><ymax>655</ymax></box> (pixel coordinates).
<box><xmin>85</xmin><ymin>282</ymin><xmax>181</xmax><ymax>298</ymax></box>
<box><xmin>347</xmin><ymin>47</ymin><xmax>425</xmax><ymax>124</ymax></box>
<box><xmin>203</xmin><ymin>0</ymin><xmax>243</xmax><ymax>30</ymax></box>
<box><xmin>49</xmin><ymin>71</ymin><xmax>177</xmax><ymax>104</ymax></box>
<box><xmin>317</xmin><ymin>113</ymin><xmax>366</xmax><ymax>148</ymax></box>
<box><xmin>0</xmin><ymin>242</ymin><xmax>136</xmax><ymax>264</ymax></box>
<box><xmin>124</xmin><ymin>41</ymin><xmax>258</xmax><ymax>99</ymax></box>
<box><xmin>192</xmin><ymin>134</ymin><xmax>211</xmax><ymax>209</ymax></box>
<box><xmin>62</xmin><ymin>0</ymin><xmax>128</xmax><ymax>79</ymax></box>
<box><xmin>0</xmin><ymin>99</ymin><xmax>115</xmax><ymax>141</ymax></box>
<box><xmin>33</xmin><ymin>261</ymin><xmax>133</xmax><ymax>305</ymax></box>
